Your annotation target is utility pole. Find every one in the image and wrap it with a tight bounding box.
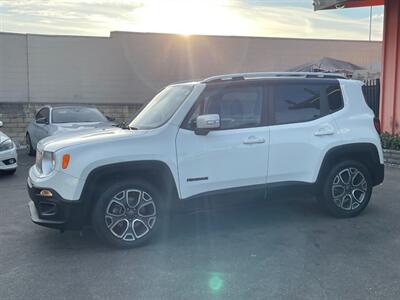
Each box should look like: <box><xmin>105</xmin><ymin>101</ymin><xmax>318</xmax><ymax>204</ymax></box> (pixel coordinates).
<box><xmin>369</xmin><ymin>6</ymin><xmax>373</xmax><ymax>41</ymax></box>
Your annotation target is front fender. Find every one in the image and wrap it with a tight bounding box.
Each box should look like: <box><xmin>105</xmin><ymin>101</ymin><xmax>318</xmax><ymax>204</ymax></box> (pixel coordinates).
<box><xmin>73</xmin><ymin>158</ymin><xmax>180</xmax><ymax>201</ymax></box>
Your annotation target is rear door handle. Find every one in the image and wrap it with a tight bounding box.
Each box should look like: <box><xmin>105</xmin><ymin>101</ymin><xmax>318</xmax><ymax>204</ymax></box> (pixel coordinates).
<box><xmin>243</xmin><ymin>136</ymin><xmax>266</xmax><ymax>144</ymax></box>
<box><xmin>314</xmin><ymin>124</ymin><xmax>335</xmax><ymax>136</ymax></box>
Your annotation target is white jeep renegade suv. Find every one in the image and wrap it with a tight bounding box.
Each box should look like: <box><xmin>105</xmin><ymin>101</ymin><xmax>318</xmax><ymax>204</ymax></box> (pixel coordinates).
<box><xmin>27</xmin><ymin>72</ymin><xmax>384</xmax><ymax>248</ymax></box>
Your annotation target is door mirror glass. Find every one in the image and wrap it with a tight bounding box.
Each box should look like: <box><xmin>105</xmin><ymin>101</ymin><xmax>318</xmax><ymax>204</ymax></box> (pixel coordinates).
<box><xmin>195</xmin><ymin>114</ymin><xmax>220</xmax><ymax>135</ymax></box>
<box><xmin>0</xmin><ymin>121</ymin><xmax>3</xmax><ymax>128</ymax></box>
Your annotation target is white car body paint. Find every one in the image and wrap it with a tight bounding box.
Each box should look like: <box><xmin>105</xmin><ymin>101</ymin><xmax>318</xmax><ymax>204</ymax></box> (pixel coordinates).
<box><xmin>29</xmin><ymin>83</ymin><xmax>205</xmax><ymax>200</ymax></box>
<box><xmin>28</xmin><ymin>78</ymin><xmax>383</xmax><ymax>203</ymax></box>
<box><xmin>176</xmin><ymin>126</ymin><xmax>269</xmax><ymax>198</ymax></box>
<box><xmin>335</xmin><ymin>79</ymin><xmax>384</xmax><ymax>163</ymax></box>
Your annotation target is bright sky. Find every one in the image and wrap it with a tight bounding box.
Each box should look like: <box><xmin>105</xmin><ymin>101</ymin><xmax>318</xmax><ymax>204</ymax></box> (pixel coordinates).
<box><xmin>0</xmin><ymin>0</ymin><xmax>384</xmax><ymax>40</ymax></box>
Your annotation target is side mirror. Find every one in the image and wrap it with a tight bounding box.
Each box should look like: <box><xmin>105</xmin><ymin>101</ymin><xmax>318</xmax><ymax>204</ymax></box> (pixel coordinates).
<box><xmin>0</xmin><ymin>121</ymin><xmax>3</xmax><ymax>128</ymax></box>
<box><xmin>195</xmin><ymin>114</ymin><xmax>220</xmax><ymax>135</ymax></box>
<box><xmin>106</xmin><ymin>116</ymin><xmax>115</xmax><ymax>122</ymax></box>
<box><xmin>36</xmin><ymin>117</ymin><xmax>49</xmax><ymax>125</ymax></box>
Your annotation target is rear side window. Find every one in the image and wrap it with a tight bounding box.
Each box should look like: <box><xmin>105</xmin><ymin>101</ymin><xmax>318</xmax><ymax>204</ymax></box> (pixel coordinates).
<box><xmin>272</xmin><ymin>84</ymin><xmax>321</xmax><ymax>125</ymax></box>
<box><xmin>271</xmin><ymin>82</ymin><xmax>343</xmax><ymax>125</ymax></box>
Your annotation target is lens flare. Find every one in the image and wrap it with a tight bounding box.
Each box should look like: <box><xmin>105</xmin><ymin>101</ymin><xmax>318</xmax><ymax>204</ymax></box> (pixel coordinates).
<box><xmin>208</xmin><ymin>272</ymin><xmax>224</xmax><ymax>293</ymax></box>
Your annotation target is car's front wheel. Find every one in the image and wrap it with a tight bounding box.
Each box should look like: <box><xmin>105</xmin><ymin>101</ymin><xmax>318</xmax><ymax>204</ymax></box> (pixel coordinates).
<box><xmin>319</xmin><ymin>160</ymin><xmax>372</xmax><ymax>218</ymax></box>
<box><xmin>26</xmin><ymin>133</ymin><xmax>35</xmax><ymax>156</ymax></box>
<box><xmin>92</xmin><ymin>179</ymin><xmax>162</xmax><ymax>248</ymax></box>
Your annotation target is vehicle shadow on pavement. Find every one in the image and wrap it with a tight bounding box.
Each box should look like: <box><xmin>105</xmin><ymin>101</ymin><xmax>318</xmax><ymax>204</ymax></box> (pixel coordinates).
<box><xmin>14</xmin><ymin>150</ymin><xmax>388</xmax><ymax>252</ymax></box>
<box><xmin>31</xmin><ymin>192</ymin><xmax>356</xmax><ymax>251</ymax></box>
<box><xmin>24</xmin><ymin>188</ymin><xmax>387</xmax><ymax>256</ymax></box>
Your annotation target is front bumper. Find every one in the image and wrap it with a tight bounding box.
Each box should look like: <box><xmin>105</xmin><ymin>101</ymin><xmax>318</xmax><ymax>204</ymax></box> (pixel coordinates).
<box><xmin>27</xmin><ymin>179</ymin><xmax>86</xmax><ymax>230</ymax></box>
<box><xmin>0</xmin><ymin>147</ymin><xmax>17</xmax><ymax>170</ymax></box>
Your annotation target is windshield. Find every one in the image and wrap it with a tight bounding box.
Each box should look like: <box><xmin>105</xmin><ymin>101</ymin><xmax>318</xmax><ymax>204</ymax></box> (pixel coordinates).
<box><xmin>130</xmin><ymin>85</ymin><xmax>193</xmax><ymax>129</ymax></box>
<box><xmin>52</xmin><ymin>107</ymin><xmax>107</xmax><ymax>124</ymax></box>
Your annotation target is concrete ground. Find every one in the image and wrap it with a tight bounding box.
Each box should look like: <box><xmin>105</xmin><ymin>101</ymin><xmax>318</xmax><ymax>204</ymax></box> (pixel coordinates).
<box><xmin>1</xmin><ymin>152</ymin><xmax>400</xmax><ymax>300</ymax></box>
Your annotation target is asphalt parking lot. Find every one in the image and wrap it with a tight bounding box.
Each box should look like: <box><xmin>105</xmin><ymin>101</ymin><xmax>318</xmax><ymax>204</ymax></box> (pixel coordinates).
<box><xmin>1</xmin><ymin>152</ymin><xmax>400</xmax><ymax>300</ymax></box>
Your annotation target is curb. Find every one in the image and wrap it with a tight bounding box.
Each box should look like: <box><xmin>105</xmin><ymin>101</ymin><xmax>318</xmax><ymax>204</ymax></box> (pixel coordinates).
<box><xmin>383</xmin><ymin>149</ymin><xmax>400</xmax><ymax>168</ymax></box>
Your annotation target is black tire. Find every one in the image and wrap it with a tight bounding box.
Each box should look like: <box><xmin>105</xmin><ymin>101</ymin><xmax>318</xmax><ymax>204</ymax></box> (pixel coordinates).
<box><xmin>318</xmin><ymin>160</ymin><xmax>372</xmax><ymax>218</ymax></box>
<box><xmin>1</xmin><ymin>169</ymin><xmax>16</xmax><ymax>175</ymax></box>
<box><xmin>26</xmin><ymin>133</ymin><xmax>35</xmax><ymax>156</ymax></box>
<box><xmin>91</xmin><ymin>179</ymin><xmax>163</xmax><ymax>248</ymax></box>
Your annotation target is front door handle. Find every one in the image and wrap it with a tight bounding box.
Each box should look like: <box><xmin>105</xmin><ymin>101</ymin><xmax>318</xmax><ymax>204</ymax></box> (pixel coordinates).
<box><xmin>314</xmin><ymin>124</ymin><xmax>335</xmax><ymax>136</ymax></box>
<box><xmin>243</xmin><ymin>136</ymin><xmax>266</xmax><ymax>144</ymax></box>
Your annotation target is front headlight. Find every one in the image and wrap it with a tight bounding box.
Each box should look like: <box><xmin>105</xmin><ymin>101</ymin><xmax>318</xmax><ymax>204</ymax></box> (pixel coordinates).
<box><xmin>36</xmin><ymin>150</ymin><xmax>56</xmax><ymax>176</ymax></box>
<box><xmin>0</xmin><ymin>139</ymin><xmax>14</xmax><ymax>151</ymax></box>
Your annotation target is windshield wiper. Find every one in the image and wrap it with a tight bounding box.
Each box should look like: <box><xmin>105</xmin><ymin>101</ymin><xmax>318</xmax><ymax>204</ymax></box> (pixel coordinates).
<box><xmin>113</xmin><ymin>122</ymin><xmax>128</xmax><ymax>129</ymax></box>
<box><xmin>113</xmin><ymin>122</ymin><xmax>138</xmax><ymax>130</ymax></box>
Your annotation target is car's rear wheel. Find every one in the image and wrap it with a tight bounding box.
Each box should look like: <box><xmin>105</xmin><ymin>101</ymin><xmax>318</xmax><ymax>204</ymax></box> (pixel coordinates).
<box><xmin>92</xmin><ymin>179</ymin><xmax>162</xmax><ymax>248</ymax></box>
<box><xmin>26</xmin><ymin>133</ymin><xmax>35</xmax><ymax>156</ymax></box>
<box><xmin>319</xmin><ymin>160</ymin><xmax>372</xmax><ymax>218</ymax></box>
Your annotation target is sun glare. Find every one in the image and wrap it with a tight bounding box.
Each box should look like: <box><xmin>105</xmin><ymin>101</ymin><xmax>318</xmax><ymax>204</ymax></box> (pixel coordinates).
<box><xmin>131</xmin><ymin>0</ymin><xmax>250</xmax><ymax>36</ymax></box>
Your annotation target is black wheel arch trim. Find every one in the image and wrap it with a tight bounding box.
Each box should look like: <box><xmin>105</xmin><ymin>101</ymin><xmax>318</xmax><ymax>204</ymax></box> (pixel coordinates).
<box><xmin>79</xmin><ymin>160</ymin><xmax>179</xmax><ymax>220</ymax></box>
<box><xmin>317</xmin><ymin>142</ymin><xmax>384</xmax><ymax>187</ymax></box>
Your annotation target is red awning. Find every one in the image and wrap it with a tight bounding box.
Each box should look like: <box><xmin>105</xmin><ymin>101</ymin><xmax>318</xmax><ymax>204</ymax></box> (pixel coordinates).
<box><xmin>314</xmin><ymin>0</ymin><xmax>384</xmax><ymax>10</ymax></box>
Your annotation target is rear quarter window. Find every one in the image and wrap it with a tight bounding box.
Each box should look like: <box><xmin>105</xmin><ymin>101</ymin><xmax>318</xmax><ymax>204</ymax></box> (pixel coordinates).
<box><xmin>327</xmin><ymin>84</ymin><xmax>344</xmax><ymax>113</ymax></box>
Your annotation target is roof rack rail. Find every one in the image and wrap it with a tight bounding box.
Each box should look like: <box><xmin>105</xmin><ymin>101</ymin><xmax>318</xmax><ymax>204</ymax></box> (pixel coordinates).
<box><xmin>171</xmin><ymin>79</ymin><xmax>202</xmax><ymax>85</ymax></box>
<box><xmin>201</xmin><ymin>72</ymin><xmax>346</xmax><ymax>83</ymax></box>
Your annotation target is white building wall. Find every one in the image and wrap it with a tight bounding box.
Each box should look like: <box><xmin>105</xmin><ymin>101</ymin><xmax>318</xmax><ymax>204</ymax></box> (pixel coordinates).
<box><xmin>0</xmin><ymin>31</ymin><xmax>382</xmax><ymax>105</ymax></box>
<box><xmin>0</xmin><ymin>33</ymin><xmax>29</xmax><ymax>103</ymax></box>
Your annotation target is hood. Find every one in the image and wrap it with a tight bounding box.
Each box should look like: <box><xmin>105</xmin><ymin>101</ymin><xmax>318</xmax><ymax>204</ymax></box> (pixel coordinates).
<box><xmin>0</xmin><ymin>131</ymin><xmax>11</xmax><ymax>144</ymax></box>
<box><xmin>38</xmin><ymin>127</ymin><xmax>148</xmax><ymax>152</ymax></box>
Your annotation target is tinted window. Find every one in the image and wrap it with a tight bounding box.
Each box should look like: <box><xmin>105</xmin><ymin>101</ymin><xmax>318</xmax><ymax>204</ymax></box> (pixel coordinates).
<box><xmin>36</xmin><ymin>108</ymin><xmax>49</xmax><ymax>122</ymax></box>
<box><xmin>52</xmin><ymin>107</ymin><xmax>107</xmax><ymax>123</ymax></box>
<box><xmin>185</xmin><ymin>85</ymin><xmax>263</xmax><ymax>130</ymax></box>
<box><xmin>327</xmin><ymin>84</ymin><xmax>343</xmax><ymax>112</ymax></box>
<box><xmin>273</xmin><ymin>84</ymin><xmax>321</xmax><ymax>125</ymax></box>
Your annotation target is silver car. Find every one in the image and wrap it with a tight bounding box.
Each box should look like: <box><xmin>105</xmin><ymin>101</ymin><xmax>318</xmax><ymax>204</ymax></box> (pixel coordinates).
<box><xmin>26</xmin><ymin>105</ymin><xmax>115</xmax><ymax>156</ymax></box>
<box><xmin>0</xmin><ymin>121</ymin><xmax>18</xmax><ymax>175</ymax></box>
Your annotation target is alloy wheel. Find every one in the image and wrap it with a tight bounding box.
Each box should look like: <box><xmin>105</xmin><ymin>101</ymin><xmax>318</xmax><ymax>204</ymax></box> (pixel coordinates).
<box><xmin>331</xmin><ymin>167</ymin><xmax>368</xmax><ymax>211</ymax></box>
<box><xmin>104</xmin><ymin>189</ymin><xmax>157</xmax><ymax>241</ymax></box>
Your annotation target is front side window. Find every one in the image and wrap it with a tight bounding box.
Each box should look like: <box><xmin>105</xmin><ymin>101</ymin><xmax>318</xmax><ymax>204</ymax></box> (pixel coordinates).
<box><xmin>52</xmin><ymin>107</ymin><xmax>107</xmax><ymax>123</ymax></box>
<box><xmin>36</xmin><ymin>108</ymin><xmax>49</xmax><ymax>123</ymax></box>
<box><xmin>130</xmin><ymin>85</ymin><xmax>193</xmax><ymax>130</ymax></box>
<box><xmin>184</xmin><ymin>85</ymin><xmax>264</xmax><ymax>130</ymax></box>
